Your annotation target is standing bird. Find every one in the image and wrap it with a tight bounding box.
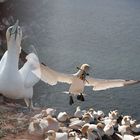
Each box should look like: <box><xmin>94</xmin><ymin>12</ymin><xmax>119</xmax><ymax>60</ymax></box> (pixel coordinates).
<box><xmin>0</xmin><ymin>20</ymin><xmax>41</xmax><ymax>109</ymax></box>
<box><xmin>38</xmin><ymin>63</ymin><xmax>140</xmax><ymax>105</ymax></box>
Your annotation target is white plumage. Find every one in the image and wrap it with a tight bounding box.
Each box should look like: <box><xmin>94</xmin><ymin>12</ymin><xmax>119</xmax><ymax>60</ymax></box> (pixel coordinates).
<box><xmin>45</xmin><ymin>130</ymin><xmax>68</xmax><ymax>140</ymax></box>
<box><xmin>57</xmin><ymin>112</ymin><xmax>68</xmax><ymax>122</ymax></box>
<box><xmin>74</xmin><ymin>106</ymin><xmax>86</xmax><ymax>118</ymax></box>
<box><xmin>38</xmin><ymin>62</ymin><xmax>140</xmax><ymax>105</ymax></box>
<box><xmin>40</xmin><ymin>63</ymin><xmax>140</xmax><ymax>91</ymax></box>
<box><xmin>104</xmin><ymin>124</ymin><xmax>114</xmax><ymax>136</ymax></box>
<box><xmin>0</xmin><ymin>21</ymin><xmax>40</xmax><ymax>108</ymax></box>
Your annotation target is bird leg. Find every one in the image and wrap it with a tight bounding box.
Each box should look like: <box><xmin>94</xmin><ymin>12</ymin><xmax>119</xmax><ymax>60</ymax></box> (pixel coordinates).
<box><xmin>69</xmin><ymin>93</ymin><xmax>74</xmax><ymax>105</ymax></box>
<box><xmin>28</xmin><ymin>98</ymin><xmax>33</xmax><ymax>110</ymax></box>
<box><xmin>24</xmin><ymin>98</ymin><xmax>33</xmax><ymax>111</ymax></box>
<box><xmin>77</xmin><ymin>93</ymin><xmax>85</xmax><ymax>101</ymax></box>
<box><xmin>77</xmin><ymin>94</ymin><xmax>81</xmax><ymax>100</ymax></box>
<box><xmin>80</xmin><ymin>93</ymin><xmax>85</xmax><ymax>101</ymax></box>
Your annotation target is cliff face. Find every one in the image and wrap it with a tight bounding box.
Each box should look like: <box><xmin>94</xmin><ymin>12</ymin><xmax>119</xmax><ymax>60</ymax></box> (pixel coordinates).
<box><xmin>0</xmin><ymin>0</ymin><xmax>42</xmax><ymax>56</ymax></box>
<box><xmin>0</xmin><ymin>0</ymin><xmax>14</xmax><ymax>55</ymax></box>
<box><xmin>0</xmin><ymin>104</ymin><xmax>43</xmax><ymax>140</ymax></box>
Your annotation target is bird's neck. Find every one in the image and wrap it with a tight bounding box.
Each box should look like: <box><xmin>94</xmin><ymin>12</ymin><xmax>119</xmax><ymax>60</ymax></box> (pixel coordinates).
<box><xmin>76</xmin><ymin>107</ymin><xmax>80</xmax><ymax>111</ymax></box>
<box><xmin>76</xmin><ymin>70</ymin><xmax>83</xmax><ymax>75</ymax></box>
<box><xmin>76</xmin><ymin>70</ymin><xmax>87</xmax><ymax>80</ymax></box>
<box><xmin>6</xmin><ymin>43</ymin><xmax>20</xmax><ymax>71</ymax></box>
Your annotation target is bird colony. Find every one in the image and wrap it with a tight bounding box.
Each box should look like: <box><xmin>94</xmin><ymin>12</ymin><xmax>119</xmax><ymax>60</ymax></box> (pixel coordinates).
<box><xmin>28</xmin><ymin>106</ymin><xmax>140</xmax><ymax>140</ymax></box>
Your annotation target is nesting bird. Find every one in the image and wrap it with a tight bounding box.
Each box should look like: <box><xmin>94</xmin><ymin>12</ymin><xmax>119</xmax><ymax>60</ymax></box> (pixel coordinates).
<box><xmin>103</xmin><ymin>123</ymin><xmax>114</xmax><ymax>136</ymax></box>
<box><xmin>41</xmin><ymin>108</ymin><xmax>56</xmax><ymax>117</ymax></box>
<box><xmin>131</xmin><ymin>120</ymin><xmax>140</xmax><ymax>134</ymax></box>
<box><xmin>57</xmin><ymin>112</ymin><xmax>69</xmax><ymax>122</ymax></box>
<box><xmin>44</xmin><ymin>130</ymin><xmax>68</xmax><ymax>140</ymax></box>
<box><xmin>27</xmin><ymin>106</ymin><xmax>140</xmax><ymax>140</ymax></box>
<box><xmin>69</xmin><ymin>118</ymin><xmax>86</xmax><ymax>130</ymax></box>
<box><xmin>29</xmin><ymin>115</ymin><xmax>59</xmax><ymax>134</ymax></box>
<box><xmin>74</xmin><ymin>106</ymin><xmax>86</xmax><ymax>118</ymax></box>
<box><xmin>81</xmin><ymin>123</ymin><xmax>104</xmax><ymax>140</ymax></box>
<box><xmin>121</xmin><ymin>116</ymin><xmax>132</xmax><ymax>126</ymax></box>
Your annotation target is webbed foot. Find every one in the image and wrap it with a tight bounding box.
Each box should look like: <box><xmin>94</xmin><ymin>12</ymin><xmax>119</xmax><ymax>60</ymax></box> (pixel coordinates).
<box><xmin>77</xmin><ymin>93</ymin><xmax>85</xmax><ymax>101</ymax></box>
<box><xmin>69</xmin><ymin>95</ymin><xmax>74</xmax><ymax>105</ymax></box>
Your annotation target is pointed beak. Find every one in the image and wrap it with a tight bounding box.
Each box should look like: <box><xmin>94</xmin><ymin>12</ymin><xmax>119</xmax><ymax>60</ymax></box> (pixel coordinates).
<box><xmin>76</xmin><ymin>66</ymin><xmax>89</xmax><ymax>76</ymax></box>
<box><xmin>11</xmin><ymin>20</ymin><xmax>19</xmax><ymax>40</ymax></box>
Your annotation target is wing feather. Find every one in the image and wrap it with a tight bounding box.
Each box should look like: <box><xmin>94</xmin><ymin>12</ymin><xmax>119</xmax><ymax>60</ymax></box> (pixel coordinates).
<box><xmin>20</xmin><ymin>53</ymin><xmax>41</xmax><ymax>88</ymax></box>
<box><xmin>20</xmin><ymin>49</ymin><xmax>73</xmax><ymax>85</ymax></box>
<box><xmin>86</xmin><ymin>77</ymin><xmax>140</xmax><ymax>91</ymax></box>
<box><xmin>40</xmin><ymin>64</ymin><xmax>73</xmax><ymax>85</ymax></box>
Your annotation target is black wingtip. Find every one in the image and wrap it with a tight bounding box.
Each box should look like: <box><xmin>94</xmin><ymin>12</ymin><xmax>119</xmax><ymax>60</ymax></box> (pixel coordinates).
<box><xmin>124</xmin><ymin>80</ymin><xmax>140</xmax><ymax>86</ymax></box>
<box><xmin>41</xmin><ymin>63</ymin><xmax>46</xmax><ymax>66</ymax></box>
<box><xmin>133</xmin><ymin>80</ymin><xmax>140</xmax><ymax>84</ymax></box>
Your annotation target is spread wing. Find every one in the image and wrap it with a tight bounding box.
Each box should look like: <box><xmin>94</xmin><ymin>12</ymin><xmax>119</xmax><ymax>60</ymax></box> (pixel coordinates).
<box><xmin>19</xmin><ymin>53</ymin><xmax>41</xmax><ymax>88</ymax></box>
<box><xmin>20</xmin><ymin>49</ymin><xmax>73</xmax><ymax>86</ymax></box>
<box><xmin>86</xmin><ymin>77</ymin><xmax>140</xmax><ymax>91</ymax></box>
<box><xmin>39</xmin><ymin>64</ymin><xmax>74</xmax><ymax>85</ymax></box>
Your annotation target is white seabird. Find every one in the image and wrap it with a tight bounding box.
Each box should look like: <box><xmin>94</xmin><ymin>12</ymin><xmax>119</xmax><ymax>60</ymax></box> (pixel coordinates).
<box><xmin>0</xmin><ymin>20</ymin><xmax>40</xmax><ymax>109</ymax></box>
<box><xmin>74</xmin><ymin>106</ymin><xmax>86</xmax><ymax>118</ymax></box>
<box><xmin>37</xmin><ymin>63</ymin><xmax>140</xmax><ymax>105</ymax></box>
<box><xmin>45</xmin><ymin>130</ymin><xmax>68</xmax><ymax>140</ymax></box>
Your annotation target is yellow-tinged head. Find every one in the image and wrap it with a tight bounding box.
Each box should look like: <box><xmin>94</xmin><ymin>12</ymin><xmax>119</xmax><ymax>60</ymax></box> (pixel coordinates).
<box><xmin>6</xmin><ymin>20</ymin><xmax>22</xmax><ymax>49</ymax></box>
<box><xmin>80</xmin><ymin>64</ymin><xmax>90</xmax><ymax>72</ymax></box>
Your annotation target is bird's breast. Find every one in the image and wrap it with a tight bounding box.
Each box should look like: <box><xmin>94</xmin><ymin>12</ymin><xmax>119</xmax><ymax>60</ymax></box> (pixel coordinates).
<box><xmin>69</xmin><ymin>77</ymin><xmax>85</xmax><ymax>94</ymax></box>
<box><xmin>0</xmin><ymin>71</ymin><xmax>26</xmax><ymax>98</ymax></box>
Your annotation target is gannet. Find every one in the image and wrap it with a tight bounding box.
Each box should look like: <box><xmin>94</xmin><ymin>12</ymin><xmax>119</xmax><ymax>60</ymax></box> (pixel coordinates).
<box><xmin>118</xmin><ymin>125</ymin><xmax>131</xmax><ymax>136</ymax></box>
<box><xmin>37</xmin><ymin>63</ymin><xmax>140</xmax><ymax>105</ymax></box>
<box><xmin>81</xmin><ymin>123</ymin><xmax>104</xmax><ymax>140</ymax></box>
<box><xmin>41</xmin><ymin>108</ymin><xmax>56</xmax><ymax>117</ymax></box>
<box><xmin>45</xmin><ymin>130</ymin><xmax>68</xmax><ymax>140</ymax></box>
<box><xmin>130</xmin><ymin>120</ymin><xmax>140</xmax><ymax>134</ymax></box>
<box><xmin>103</xmin><ymin>124</ymin><xmax>114</xmax><ymax>136</ymax></box>
<box><xmin>57</xmin><ymin>112</ymin><xmax>69</xmax><ymax>122</ymax></box>
<box><xmin>74</xmin><ymin>106</ymin><xmax>86</xmax><ymax>118</ymax></box>
<box><xmin>121</xmin><ymin>116</ymin><xmax>132</xmax><ymax>126</ymax></box>
<box><xmin>108</xmin><ymin>110</ymin><xmax>119</xmax><ymax>120</ymax></box>
<box><xmin>0</xmin><ymin>20</ymin><xmax>40</xmax><ymax>109</ymax></box>
<box><xmin>69</xmin><ymin>119</ymin><xmax>85</xmax><ymax>130</ymax></box>
<box><xmin>68</xmin><ymin>131</ymin><xmax>81</xmax><ymax>140</ymax></box>
<box><xmin>82</xmin><ymin>112</ymin><xmax>95</xmax><ymax>123</ymax></box>
<box><xmin>43</xmin><ymin>115</ymin><xmax>60</xmax><ymax>131</ymax></box>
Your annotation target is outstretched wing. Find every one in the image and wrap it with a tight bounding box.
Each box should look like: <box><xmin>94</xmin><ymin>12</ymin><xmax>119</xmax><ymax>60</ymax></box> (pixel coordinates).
<box><xmin>39</xmin><ymin>64</ymin><xmax>74</xmax><ymax>85</ymax></box>
<box><xmin>20</xmin><ymin>49</ymin><xmax>73</xmax><ymax>86</ymax></box>
<box><xmin>20</xmin><ymin>52</ymin><xmax>41</xmax><ymax>88</ymax></box>
<box><xmin>86</xmin><ymin>77</ymin><xmax>140</xmax><ymax>91</ymax></box>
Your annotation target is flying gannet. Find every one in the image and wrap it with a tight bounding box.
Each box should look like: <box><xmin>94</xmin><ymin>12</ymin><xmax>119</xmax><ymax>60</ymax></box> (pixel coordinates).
<box><xmin>0</xmin><ymin>20</ymin><xmax>41</xmax><ymax>109</ymax></box>
<box><xmin>37</xmin><ymin>63</ymin><xmax>140</xmax><ymax>105</ymax></box>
